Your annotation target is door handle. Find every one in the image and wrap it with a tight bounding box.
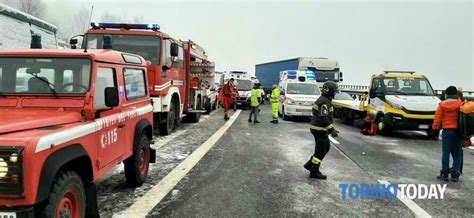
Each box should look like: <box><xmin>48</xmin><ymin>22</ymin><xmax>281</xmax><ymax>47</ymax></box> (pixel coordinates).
<box><xmin>118</xmin><ymin>123</ymin><xmax>126</xmax><ymax>129</ymax></box>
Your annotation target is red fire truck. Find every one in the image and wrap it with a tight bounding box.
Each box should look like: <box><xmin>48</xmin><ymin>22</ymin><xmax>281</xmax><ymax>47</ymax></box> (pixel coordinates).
<box><xmin>77</xmin><ymin>23</ymin><xmax>215</xmax><ymax>135</ymax></box>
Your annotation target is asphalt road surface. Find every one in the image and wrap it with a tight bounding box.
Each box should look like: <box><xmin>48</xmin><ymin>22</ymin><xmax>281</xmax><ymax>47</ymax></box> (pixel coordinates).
<box><xmin>98</xmin><ymin>104</ymin><xmax>474</xmax><ymax>217</ymax></box>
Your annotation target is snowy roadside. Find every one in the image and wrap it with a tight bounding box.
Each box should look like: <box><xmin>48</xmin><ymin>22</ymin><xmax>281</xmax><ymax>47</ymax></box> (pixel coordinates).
<box><xmin>95</xmin><ymin>110</ymin><xmax>232</xmax><ymax>217</ymax></box>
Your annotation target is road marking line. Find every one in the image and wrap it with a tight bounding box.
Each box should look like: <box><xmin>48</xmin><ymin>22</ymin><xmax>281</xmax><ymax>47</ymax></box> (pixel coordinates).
<box><xmin>378</xmin><ymin>180</ymin><xmax>431</xmax><ymax>218</ymax></box>
<box><xmin>116</xmin><ymin>110</ymin><xmax>241</xmax><ymax>217</ymax></box>
<box><xmin>330</xmin><ymin>137</ymin><xmax>431</xmax><ymax>218</ymax></box>
<box><xmin>329</xmin><ymin>136</ymin><xmax>340</xmax><ymax>145</ymax></box>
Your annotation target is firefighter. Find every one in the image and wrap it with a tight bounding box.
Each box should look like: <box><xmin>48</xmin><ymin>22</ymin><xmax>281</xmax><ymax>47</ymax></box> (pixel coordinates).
<box><xmin>269</xmin><ymin>84</ymin><xmax>280</xmax><ymax>124</ymax></box>
<box><xmin>304</xmin><ymin>81</ymin><xmax>339</xmax><ymax>179</ymax></box>
<box><xmin>220</xmin><ymin>78</ymin><xmax>236</xmax><ymax>120</ymax></box>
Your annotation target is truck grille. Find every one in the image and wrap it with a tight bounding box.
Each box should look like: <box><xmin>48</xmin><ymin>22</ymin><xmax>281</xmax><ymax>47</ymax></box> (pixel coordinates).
<box><xmin>0</xmin><ymin>147</ymin><xmax>24</xmax><ymax>196</ymax></box>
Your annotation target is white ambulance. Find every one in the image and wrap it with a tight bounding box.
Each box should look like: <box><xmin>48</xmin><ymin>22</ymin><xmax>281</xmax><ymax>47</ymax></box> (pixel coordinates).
<box><xmin>278</xmin><ymin>70</ymin><xmax>321</xmax><ymax>120</ymax></box>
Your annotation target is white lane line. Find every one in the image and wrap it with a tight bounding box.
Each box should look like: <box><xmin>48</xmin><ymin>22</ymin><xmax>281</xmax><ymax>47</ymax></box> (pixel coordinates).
<box><xmin>329</xmin><ymin>136</ymin><xmax>340</xmax><ymax>145</ymax></box>
<box><xmin>378</xmin><ymin>179</ymin><xmax>431</xmax><ymax>217</ymax></box>
<box><xmin>330</xmin><ymin>135</ymin><xmax>431</xmax><ymax>217</ymax></box>
<box><xmin>116</xmin><ymin>110</ymin><xmax>241</xmax><ymax>217</ymax></box>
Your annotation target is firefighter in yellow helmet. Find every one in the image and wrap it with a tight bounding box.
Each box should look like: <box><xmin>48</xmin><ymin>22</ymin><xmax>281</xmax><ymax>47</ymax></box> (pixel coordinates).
<box><xmin>304</xmin><ymin>81</ymin><xmax>339</xmax><ymax>179</ymax></box>
<box><xmin>270</xmin><ymin>84</ymin><xmax>280</xmax><ymax>124</ymax></box>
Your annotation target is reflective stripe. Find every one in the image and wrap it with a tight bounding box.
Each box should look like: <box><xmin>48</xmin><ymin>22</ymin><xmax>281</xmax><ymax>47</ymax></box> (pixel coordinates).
<box><xmin>312</xmin><ymin>156</ymin><xmax>321</xmax><ymax>164</ymax></box>
<box><xmin>312</xmin><ymin>104</ymin><xmax>319</xmax><ymax>110</ymax></box>
<box><xmin>309</xmin><ymin>124</ymin><xmax>334</xmax><ymax>131</ymax></box>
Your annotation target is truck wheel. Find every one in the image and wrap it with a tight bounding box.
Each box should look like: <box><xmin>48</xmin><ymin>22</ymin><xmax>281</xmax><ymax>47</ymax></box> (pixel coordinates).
<box><xmin>159</xmin><ymin>99</ymin><xmax>177</xmax><ymax>135</ymax></box>
<box><xmin>342</xmin><ymin>110</ymin><xmax>354</xmax><ymax>125</ymax></box>
<box><xmin>187</xmin><ymin>97</ymin><xmax>201</xmax><ymax>123</ymax></box>
<box><xmin>37</xmin><ymin>171</ymin><xmax>86</xmax><ymax>218</ymax></box>
<box><xmin>124</xmin><ymin>134</ymin><xmax>150</xmax><ymax>187</ymax></box>
<box><xmin>377</xmin><ymin>116</ymin><xmax>392</xmax><ymax>136</ymax></box>
<box><xmin>212</xmin><ymin>99</ymin><xmax>217</xmax><ymax>110</ymax></box>
<box><xmin>205</xmin><ymin>97</ymin><xmax>211</xmax><ymax>114</ymax></box>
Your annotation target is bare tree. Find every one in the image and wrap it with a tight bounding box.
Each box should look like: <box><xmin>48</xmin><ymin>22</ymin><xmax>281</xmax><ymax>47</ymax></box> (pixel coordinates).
<box><xmin>18</xmin><ymin>0</ymin><xmax>46</xmax><ymax>19</ymax></box>
<box><xmin>133</xmin><ymin>16</ymin><xmax>144</xmax><ymax>24</ymax></box>
<box><xmin>100</xmin><ymin>11</ymin><xmax>123</xmax><ymax>23</ymax></box>
<box><xmin>73</xmin><ymin>7</ymin><xmax>91</xmax><ymax>34</ymax></box>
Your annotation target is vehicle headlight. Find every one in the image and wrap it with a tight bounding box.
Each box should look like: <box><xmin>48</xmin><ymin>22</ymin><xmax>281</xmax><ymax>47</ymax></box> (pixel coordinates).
<box><xmin>388</xmin><ymin>101</ymin><xmax>404</xmax><ymax>110</ymax></box>
<box><xmin>286</xmin><ymin>99</ymin><xmax>295</xmax><ymax>105</ymax></box>
<box><xmin>0</xmin><ymin>158</ymin><xmax>7</xmax><ymax>179</ymax></box>
<box><xmin>0</xmin><ymin>147</ymin><xmax>24</xmax><ymax>195</ymax></box>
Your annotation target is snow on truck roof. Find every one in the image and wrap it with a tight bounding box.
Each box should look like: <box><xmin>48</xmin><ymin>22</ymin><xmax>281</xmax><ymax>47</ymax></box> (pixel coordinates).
<box><xmin>0</xmin><ymin>3</ymin><xmax>57</xmax><ymax>33</ymax></box>
<box><xmin>0</xmin><ymin>49</ymin><xmax>146</xmax><ymax>66</ymax></box>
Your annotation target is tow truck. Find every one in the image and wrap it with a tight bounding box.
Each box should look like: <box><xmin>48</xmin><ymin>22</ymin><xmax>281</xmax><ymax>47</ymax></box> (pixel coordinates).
<box><xmin>334</xmin><ymin>71</ymin><xmax>440</xmax><ymax>137</ymax></box>
<box><xmin>0</xmin><ymin>47</ymin><xmax>155</xmax><ymax>217</ymax></box>
<box><xmin>76</xmin><ymin>23</ymin><xmax>215</xmax><ymax>135</ymax></box>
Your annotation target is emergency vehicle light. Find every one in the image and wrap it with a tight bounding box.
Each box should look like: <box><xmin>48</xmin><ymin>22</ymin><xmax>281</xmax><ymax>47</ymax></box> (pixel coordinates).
<box><xmin>90</xmin><ymin>22</ymin><xmax>160</xmax><ymax>31</ymax></box>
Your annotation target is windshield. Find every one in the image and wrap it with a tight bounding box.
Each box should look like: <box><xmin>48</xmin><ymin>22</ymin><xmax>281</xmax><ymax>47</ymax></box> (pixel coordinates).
<box><xmin>383</xmin><ymin>78</ymin><xmax>435</xmax><ymax>95</ymax></box>
<box><xmin>335</xmin><ymin>92</ymin><xmax>354</xmax><ymax>100</ymax></box>
<box><xmin>234</xmin><ymin>79</ymin><xmax>253</xmax><ymax>91</ymax></box>
<box><xmin>0</xmin><ymin>58</ymin><xmax>91</xmax><ymax>94</ymax></box>
<box><xmin>313</xmin><ymin>70</ymin><xmax>340</xmax><ymax>82</ymax></box>
<box><xmin>287</xmin><ymin>83</ymin><xmax>321</xmax><ymax>95</ymax></box>
<box><xmin>86</xmin><ymin>34</ymin><xmax>161</xmax><ymax>65</ymax></box>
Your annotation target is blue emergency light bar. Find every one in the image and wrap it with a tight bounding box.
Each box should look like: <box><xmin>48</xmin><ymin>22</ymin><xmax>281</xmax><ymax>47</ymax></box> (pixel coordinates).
<box><xmin>90</xmin><ymin>22</ymin><xmax>160</xmax><ymax>31</ymax></box>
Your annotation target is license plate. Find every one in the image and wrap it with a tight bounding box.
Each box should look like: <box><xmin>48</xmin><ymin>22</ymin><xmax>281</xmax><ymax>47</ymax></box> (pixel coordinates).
<box><xmin>419</xmin><ymin>125</ymin><xmax>429</xmax><ymax>129</ymax></box>
<box><xmin>0</xmin><ymin>212</ymin><xmax>16</xmax><ymax>218</ymax></box>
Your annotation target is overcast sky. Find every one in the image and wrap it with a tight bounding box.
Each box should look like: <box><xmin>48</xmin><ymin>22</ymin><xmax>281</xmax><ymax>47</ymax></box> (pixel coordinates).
<box><xmin>44</xmin><ymin>0</ymin><xmax>473</xmax><ymax>90</ymax></box>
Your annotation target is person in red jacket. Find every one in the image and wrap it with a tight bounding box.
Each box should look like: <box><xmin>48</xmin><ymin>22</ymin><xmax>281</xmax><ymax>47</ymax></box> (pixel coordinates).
<box><xmin>433</xmin><ymin>86</ymin><xmax>463</xmax><ymax>182</ymax></box>
<box><xmin>220</xmin><ymin>78</ymin><xmax>236</xmax><ymax>120</ymax></box>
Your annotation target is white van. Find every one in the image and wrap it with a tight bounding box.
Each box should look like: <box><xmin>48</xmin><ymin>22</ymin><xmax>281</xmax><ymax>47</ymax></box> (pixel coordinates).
<box><xmin>278</xmin><ymin>70</ymin><xmax>321</xmax><ymax>120</ymax></box>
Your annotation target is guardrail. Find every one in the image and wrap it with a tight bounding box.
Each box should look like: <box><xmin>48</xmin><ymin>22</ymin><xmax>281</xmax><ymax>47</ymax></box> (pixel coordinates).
<box><xmin>339</xmin><ymin>84</ymin><xmax>474</xmax><ymax>100</ymax></box>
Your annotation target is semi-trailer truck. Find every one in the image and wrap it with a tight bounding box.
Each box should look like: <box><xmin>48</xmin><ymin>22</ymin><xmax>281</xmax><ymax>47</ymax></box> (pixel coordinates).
<box><xmin>255</xmin><ymin>57</ymin><xmax>342</xmax><ymax>93</ymax></box>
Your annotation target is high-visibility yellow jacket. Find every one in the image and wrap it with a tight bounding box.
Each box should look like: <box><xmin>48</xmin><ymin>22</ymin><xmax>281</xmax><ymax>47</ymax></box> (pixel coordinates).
<box><xmin>270</xmin><ymin>88</ymin><xmax>280</xmax><ymax>103</ymax></box>
<box><xmin>251</xmin><ymin>88</ymin><xmax>264</xmax><ymax>107</ymax></box>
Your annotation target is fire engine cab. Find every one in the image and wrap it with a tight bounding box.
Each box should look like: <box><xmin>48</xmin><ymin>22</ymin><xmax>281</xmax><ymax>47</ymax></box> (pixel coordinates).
<box><xmin>79</xmin><ymin>23</ymin><xmax>215</xmax><ymax>135</ymax></box>
<box><xmin>0</xmin><ymin>48</ymin><xmax>155</xmax><ymax>217</ymax></box>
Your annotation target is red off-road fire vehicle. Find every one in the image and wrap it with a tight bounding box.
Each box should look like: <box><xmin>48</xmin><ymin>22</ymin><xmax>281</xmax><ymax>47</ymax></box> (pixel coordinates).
<box><xmin>78</xmin><ymin>23</ymin><xmax>215</xmax><ymax>135</ymax></box>
<box><xmin>0</xmin><ymin>49</ymin><xmax>155</xmax><ymax>217</ymax></box>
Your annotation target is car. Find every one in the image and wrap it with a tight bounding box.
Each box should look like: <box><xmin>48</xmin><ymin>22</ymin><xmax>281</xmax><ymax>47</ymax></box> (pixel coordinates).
<box><xmin>0</xmin><ymin>49</ymin><xmax>155</xmax><ymax>217</ymax></box>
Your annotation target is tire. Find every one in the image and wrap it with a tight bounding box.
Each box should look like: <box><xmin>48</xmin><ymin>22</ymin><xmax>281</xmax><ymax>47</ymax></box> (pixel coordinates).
<box><xmin>159</xmin><ymin>98</ymin><xmax>177</xmax><ymax>135</ymax></box>
<box><xmin>124</xmin><ymin>134</ymin><xmax>150</xmax><ymax>187</ymax></box>
<box><xmin>212</xmin><ymin>99</ymin><xmax>217</xmax><ymax>110</ymax></box>
<box><xmin>377</xmin><ymin>116</ymin><xmax>392</xmax><ymax>136</ymax></box>
<box><xmin>342</xmin><ymin>109</ymin><xmax>355</xmax><ymax>125</ymax></box>
<box><xmin>36</xmin><ymin>171</ymin><xmax>86</xmax><ymax>218</ymax></box>
<box><xmin>187</xmin><ymin>97</ymin><xmax>201</xmax><ymax>123</ymax></box>
<box><xmin>282</xmin><ymin>107</ymin><xmax>290</xmax><ymax>121</ymax></box>
<box><xmin>204</xmin><ymin>97</ymin><xmax>211</xmax><ymax>114</ymax></box>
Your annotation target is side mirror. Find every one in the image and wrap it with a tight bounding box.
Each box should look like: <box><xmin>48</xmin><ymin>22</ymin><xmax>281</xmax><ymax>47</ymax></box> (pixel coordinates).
<box><xmin>69</xmin><ymin>34</ymin><xmax>84</xmax><ymax>49</ymax></box>
<box><xmin>369</xmin><ymin>88</ymin><xmax>376</xmax><ymax>98</ymax></box>
<box><xmin>170</xmin><ymin>43</ymin><xmax>179</xmax><ymax>57</ymax></box>
<box><xmin>69</xmin><ymin>39</ymin><xmax>78</xmax><ymax>49</ymax></box>
<box><xmin>105</xmin><ymin>87</ymin><xmax>119</xmax><ymax>108</ymax></box>
<box><xmin>339</xmin><ymin>72</ymin><xmax>343</xmax><ymax>78</ymax></box>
